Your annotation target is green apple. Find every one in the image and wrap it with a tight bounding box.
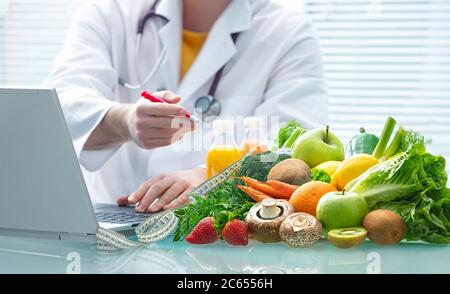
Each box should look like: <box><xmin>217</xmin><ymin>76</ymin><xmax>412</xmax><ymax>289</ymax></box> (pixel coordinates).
<box><xmin>292</xmin><ymin>126</ymin><xmax>344</xmax><ymax>168</ymax></box>
<box><xmin>316</xmin><ymin>191</ymin><xmax>368</xmax><ymax>231</ymax></box>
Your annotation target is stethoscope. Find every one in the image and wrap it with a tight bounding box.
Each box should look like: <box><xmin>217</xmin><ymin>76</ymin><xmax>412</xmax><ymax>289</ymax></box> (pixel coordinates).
<box><xmin>118</xmin><ymin>0</ymin><xmax>239</xmax><ymax>120</ymax></box>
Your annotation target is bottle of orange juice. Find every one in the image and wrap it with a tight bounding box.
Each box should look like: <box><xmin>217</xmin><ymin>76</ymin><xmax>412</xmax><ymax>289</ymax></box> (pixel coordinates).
<box><xmin>240</xmin><ymin>117</ymin><xmax>268</xmax><ymax>156</ymax></box>
<box><xmin>206</xmin><ymin>120</ymin><xmax>242</xmax><ymax>179</ymax></box>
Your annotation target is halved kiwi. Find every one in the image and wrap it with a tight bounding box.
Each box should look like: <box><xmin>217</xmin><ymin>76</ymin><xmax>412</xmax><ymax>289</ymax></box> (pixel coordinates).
<box><xmin>327</xmin><ymin>227</ymin><xmax>367</xmax><ymax>249</ymax></box>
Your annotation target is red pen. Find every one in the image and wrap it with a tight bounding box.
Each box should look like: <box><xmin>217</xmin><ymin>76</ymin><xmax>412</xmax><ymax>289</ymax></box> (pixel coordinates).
<box><xmin>141</xmin><ymin>91</ymin><xmax>199</xmax><ymax>123</ymax></box>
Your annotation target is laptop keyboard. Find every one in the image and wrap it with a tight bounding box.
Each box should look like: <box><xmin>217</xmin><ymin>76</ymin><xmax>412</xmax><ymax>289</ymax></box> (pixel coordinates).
<box><xmin>96</xmin><ymin>211</ymin><xmax>150</xmax><ymax>224</ymax></box>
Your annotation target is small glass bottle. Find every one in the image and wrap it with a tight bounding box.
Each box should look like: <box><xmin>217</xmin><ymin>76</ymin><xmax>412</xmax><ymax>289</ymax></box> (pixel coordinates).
<box><xmin>206</xmin><ymin>120</ymin><xmax>242</xmax><ymax>179</ymax></box>
<box><xmin>240</xmin><ymin>117</ymin><xmax>268</xmax><ymax>156</ymax></box>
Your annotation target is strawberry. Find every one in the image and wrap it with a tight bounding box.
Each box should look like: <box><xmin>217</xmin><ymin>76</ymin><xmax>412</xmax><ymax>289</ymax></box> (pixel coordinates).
<box><xmin>222</xmin><ymin>219</ymin><xmax>249</xmax><ymax>246</ymax></box>
<box><xmin>186</xmin><ymin>217</ymin><xmax>219</xmax><ymax>245</ymax></box>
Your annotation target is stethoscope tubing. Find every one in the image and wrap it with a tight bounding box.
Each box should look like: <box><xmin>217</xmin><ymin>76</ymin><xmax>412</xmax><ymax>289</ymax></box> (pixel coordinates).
<box><xmin>118</xmin><ymin>0</ymin><xmax>238</xmax><ymax>119</ymax></box>
<box><xmin>118</xmin><ymin>33</ymin><xmax>167</xmax><ymax>90</ymax></box>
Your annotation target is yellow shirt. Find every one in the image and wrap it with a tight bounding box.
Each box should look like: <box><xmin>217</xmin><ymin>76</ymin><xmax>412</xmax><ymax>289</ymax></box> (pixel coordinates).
<box><xmin>180</xmin><ymin>29</ymin><xmax>208</xmax><ymax>80</ymax></box>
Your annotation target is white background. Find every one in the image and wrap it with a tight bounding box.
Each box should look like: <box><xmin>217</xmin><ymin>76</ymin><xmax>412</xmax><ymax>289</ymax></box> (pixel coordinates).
<box><xmin>0</xmin><ymin>0</ymin><xmax>449</xmax><ymax>175</ymax></box>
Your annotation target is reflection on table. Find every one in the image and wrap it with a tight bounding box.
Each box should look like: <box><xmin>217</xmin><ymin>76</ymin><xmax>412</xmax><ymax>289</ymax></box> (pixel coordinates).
<box><xmin>0</xmin><ymin>235</ymin><xmax>449</xmax><ymax>274</ymax></box>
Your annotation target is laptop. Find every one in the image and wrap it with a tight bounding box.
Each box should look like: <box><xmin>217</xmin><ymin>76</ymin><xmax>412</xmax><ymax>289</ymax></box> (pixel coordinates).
<box><xmin>0</xmin><ymin>88</ymin><xmax>151</xmax><ymax>243</ymax></box>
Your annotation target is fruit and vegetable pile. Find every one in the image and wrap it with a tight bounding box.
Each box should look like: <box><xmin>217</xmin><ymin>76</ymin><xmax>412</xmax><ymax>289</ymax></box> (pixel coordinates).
<box><xmin>174</xmin><ymin>116</ymin><xmax>450</xmax><ymax>249</ymax></box>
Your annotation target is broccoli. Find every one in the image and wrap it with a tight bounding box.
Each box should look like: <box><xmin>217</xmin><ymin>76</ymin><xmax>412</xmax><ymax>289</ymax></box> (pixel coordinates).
<box><xmin>236</xmin><ymin>151</ymin><xmax>290</xmax><ymax>182</ymax></box>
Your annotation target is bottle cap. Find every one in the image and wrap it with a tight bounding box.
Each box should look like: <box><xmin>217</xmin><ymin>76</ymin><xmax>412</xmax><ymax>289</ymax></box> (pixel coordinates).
<box><xmin>212</xmin><ymin>119</ymin><xmax>235</xmax><ymax>133</ymax></box>
<box><xmin>244</xmin><ymin>117</ymin><xmax>264</xmax><ymax>131</ymax></box>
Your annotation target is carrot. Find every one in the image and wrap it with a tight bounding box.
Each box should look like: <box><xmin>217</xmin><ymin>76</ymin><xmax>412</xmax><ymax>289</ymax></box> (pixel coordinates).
<box><xmin>241</xmin><ymin>177</ymin><xmax>292</xmax><ymax>199</ymax></box>
<box><xmin>238</xmin><ymin>185</ymin><xmax>273</xmax><ymax>202</ymax></box>
<box><xmin>266</xmin><ymin>180</ymin><xmax>299</xmax><ymax>199</ymax></box>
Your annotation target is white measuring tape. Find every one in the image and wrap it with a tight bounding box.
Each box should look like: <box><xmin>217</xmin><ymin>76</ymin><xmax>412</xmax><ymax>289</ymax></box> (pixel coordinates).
<box><xmin>96</xmin><ymin>209</ymin><xmax>180</xmax><ymax>251</ymax></box>
<box><xmin>95</xmin><ymin>155</ymin><xmax>249</xmax><ymax>251</ymax></box>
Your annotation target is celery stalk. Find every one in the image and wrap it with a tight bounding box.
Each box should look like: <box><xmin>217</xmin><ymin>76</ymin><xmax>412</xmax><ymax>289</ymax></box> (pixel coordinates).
<box><xmin>282</xmin><ymin>127</ymin><xmax>306</xmax><ymax>149</ymax></box>
<box><xmin>383</xmin><ymin>127</ymin><xmax>406</xmax><ymax>159</ymax></box>
<box><xmin>372</xmin><ymin>116</ymin><xmax>396</xmax><ymax>159</ymax></box>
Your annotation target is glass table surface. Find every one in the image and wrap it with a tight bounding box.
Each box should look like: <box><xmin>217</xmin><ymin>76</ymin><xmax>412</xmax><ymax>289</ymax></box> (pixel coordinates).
<box><xmin>0</xmin><ymin>235</ymin><xmax>448</xmax><ymax>274</ymax></box>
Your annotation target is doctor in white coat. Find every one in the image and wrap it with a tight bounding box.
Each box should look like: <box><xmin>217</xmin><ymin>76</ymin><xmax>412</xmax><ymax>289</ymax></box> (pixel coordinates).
<box><xmin>45</xmin><ymin>0</ymin><xmax>328</xmax><ymax>212</ymax></box>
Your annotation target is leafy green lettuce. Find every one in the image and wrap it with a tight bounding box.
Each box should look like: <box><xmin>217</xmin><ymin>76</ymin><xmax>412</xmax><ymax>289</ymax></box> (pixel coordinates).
<box><xmin>311</xmin><ymin>168</ymin><xmax>331</xmax><ymax>183</ymax></box>
<box><xmin>346</xmin><ymin>130</ymin><xmax>450</xmax><ymax>243</ymax></box>
<box><xmin>274</xmin><ymin>120</ymin><xmax>304</xmax><ymax>148</ymax></box>
<box><xmin>380</xmin><ymin>187</ymin><xmax>450</xmax><ymax>243</ymax></box>
<box><xmin>346</xmin><ymin>152</ymin><xmax>423</xmax><ymax>208</ymax></box>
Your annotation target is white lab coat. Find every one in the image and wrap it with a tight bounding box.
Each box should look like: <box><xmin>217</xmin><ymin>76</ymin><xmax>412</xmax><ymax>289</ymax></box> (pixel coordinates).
<box><xmin>44</xmin><ymin>0</ymin><xmax>328</xmax><ymax>204</ymax></box>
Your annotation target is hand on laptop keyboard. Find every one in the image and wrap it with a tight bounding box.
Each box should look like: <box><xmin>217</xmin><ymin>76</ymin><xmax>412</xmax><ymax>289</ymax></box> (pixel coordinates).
<box><xmin>117</xmin><ymin>167</ymin><xmax>204</xmax><ymax>213</ymax></box>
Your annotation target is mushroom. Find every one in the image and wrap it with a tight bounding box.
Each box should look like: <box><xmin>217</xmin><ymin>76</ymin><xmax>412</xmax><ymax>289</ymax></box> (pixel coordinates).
<box><xmin>245</xmin><ymin>198</ymin><xmax>294</xmax><ymax>243</ymax></box>
<box><xmin>279</xmin><ymin>212</ymin><xmax>323</xmax><ymax>248</ymax></box>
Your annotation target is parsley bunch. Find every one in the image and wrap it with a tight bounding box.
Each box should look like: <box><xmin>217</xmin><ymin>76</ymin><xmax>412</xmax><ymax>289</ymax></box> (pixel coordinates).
<box><xmin>173</xmin><ymin>178</ymin><xmax>255</xmax><ymax>241</ymax></box>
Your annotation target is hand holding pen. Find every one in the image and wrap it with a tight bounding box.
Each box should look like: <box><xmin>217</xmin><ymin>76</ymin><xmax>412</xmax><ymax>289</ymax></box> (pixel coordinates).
<box><xmin>125</xmin><ymin>91</ymin><xmax>197</xmax><ymax>150</ymax></box>
<box><xmin>141</xmin><ymin>91</ymin><xmax>200</xmax><ymax>123</ymax></box>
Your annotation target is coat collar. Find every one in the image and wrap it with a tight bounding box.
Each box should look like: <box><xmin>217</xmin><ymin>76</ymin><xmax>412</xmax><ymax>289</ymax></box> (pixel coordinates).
<box><xmin>154</xmin><ymin>0</ymin><xmax>183</xmax><ymax>91</ymax></box>
<box><xmin>156</xmin><ymin>0</ymin><xmax>252</xmax><ymax>98</ymax></box>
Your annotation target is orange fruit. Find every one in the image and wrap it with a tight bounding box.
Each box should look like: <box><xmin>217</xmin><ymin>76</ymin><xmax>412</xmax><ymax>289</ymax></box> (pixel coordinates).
<box><xmin>289</xmin><ymin>181</ymin><xmax>337</xmax><ymax>216</ymax></box>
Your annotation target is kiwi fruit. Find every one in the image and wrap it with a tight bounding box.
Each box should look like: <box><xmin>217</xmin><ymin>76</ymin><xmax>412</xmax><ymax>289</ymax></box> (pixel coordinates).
<box><xmin>327</xmin><ymin>227</ymin><xmax>367</xmax><ymax>249</ymax></box>
<box><xmin>268</xmin><ymin>159</ymin><xmax>311</xmax><ymax>186</ymax></box>
<box><xmin>362</xmin><ymin>209</ymin><xmax>406</xmax><ymax>245</ymax></box>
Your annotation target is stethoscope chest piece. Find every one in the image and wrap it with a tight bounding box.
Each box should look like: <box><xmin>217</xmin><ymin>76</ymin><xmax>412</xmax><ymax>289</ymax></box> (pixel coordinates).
<box><xmin>120</xmin><ymin>0</ymin><xmax>239</xmax><ymax>121</ymax></box>
<box><xmin>194</xmin><ymin>95</ymin><xmax>213</xmax><ymax>113</ymax></box>
<box><xmin>194</xmin><ymin>95</ymin><xmax>222</xmax><ymax>122</ymax></box>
